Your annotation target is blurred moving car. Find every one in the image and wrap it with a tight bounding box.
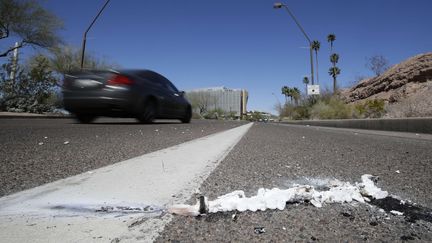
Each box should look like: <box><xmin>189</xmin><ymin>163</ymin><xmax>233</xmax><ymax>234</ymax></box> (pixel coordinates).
<box><xmin>62</xmin><ymin>69</ymin><xmax>192</xmax><ymax>124</ymax></box>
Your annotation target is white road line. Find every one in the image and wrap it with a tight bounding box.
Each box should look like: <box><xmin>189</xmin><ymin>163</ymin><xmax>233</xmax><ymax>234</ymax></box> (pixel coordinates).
<box><xmin>0</xmin><ymin>122</ymin><xmax>253</xmax><ymax>243</ymax></box>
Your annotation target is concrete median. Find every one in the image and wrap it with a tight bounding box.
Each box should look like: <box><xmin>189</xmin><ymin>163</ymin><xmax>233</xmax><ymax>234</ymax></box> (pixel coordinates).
<box><xmin>281</xmin><ymin>117</ymin><xmax>432</xmax><ymax>134</ymax></box>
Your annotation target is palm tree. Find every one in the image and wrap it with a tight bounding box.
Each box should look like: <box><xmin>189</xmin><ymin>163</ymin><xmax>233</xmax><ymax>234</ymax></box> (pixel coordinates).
<box><xmin>292</xmin><ymin>87</ymin><xmax>301</xmax><ymax>105</ymax></box>
<box><xmin>287</xmin><ymin>87</ymin><xmax>294</xmax><ymax>103</ymax></box>
<box><xmin>328</xmin><ymin>66</ymin><xmax>341</xmax><ymax>94</ymax></box>
<box><xmin>330</xmin><ymin>53</ymin><xmax>339</xmax><ymax>66</ymax></box>
<box><xmin>302</xmin><ymin>76</ymin><xmax>309</xmax><ymax>94</ymax></box>
<box><xmin>327</xmin><ymin>34</ymin><xmax>336</xmax><ymax>51</ymax></box>
<box><xmin>311</xmin><ymin>40</ymin><xmax>321</xmax><ymax>84</ymax></box>
<box><xmin>281</xmin><ymin>86</ymin><xmax>290</xmax><ymax>104</ymax></box>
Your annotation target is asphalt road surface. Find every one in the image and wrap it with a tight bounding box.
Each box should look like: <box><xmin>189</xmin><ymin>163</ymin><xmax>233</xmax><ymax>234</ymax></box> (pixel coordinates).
<box><xmin>157</xmin><ymin>123</ymin><xmax>432</xmax><ymax>242</ymax></box>
<box><xmin>1</xmin><ymin>119</ymin><xmax>431</xmax><ymax>242</ymax></box>
<box><xmin>0</xmin><ymin>118</ymin><xmax>245</xmax><ymax>197</ymax></box>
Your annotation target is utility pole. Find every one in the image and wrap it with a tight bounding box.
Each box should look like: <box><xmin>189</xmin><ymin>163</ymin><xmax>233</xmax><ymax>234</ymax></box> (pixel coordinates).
<box><xmin>80</xmin><ymin>0</ymin><xmax>111</xmax><ymax>70</ymax></box>
<box><xmin>274</xmin><ymin>2</ymin><xmax>314</xmax><ymax>85</ymax></box>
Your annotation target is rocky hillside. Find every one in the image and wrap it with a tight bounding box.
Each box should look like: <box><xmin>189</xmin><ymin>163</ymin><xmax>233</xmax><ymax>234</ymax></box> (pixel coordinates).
<box><xmin>341</xmin><ymin>53</ymin><xmax>432</xmax><ymax>104</ymax></box>
<box><xmin>340</xmin><ymin>52</ymin><xmax>432</xmax><ymax>117</ymax></box>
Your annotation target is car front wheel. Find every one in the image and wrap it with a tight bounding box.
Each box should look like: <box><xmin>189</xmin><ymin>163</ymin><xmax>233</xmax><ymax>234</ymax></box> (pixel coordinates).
<box><xmin>75</xmin><ymin>113</ymin><xmax>96</xmax><ymax>124</ymax></box>
<box><xmin>180</xmin><ymin>106</ymin><xmax>192</xmax><ymax>123</ymax></box>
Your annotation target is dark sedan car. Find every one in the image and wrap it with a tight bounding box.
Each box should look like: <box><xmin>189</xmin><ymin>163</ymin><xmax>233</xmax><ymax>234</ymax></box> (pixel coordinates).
<box><xmin>62</xmin><ymin>69</ymin><xmax>192</xmax><ymax>124</ymax></box>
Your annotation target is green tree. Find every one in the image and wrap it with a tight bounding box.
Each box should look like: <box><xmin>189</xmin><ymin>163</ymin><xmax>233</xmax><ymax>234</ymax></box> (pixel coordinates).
<box><xmin>0</xmin><ymin>54</ymin><xmax>58</xmax><ymax>112</ymax></box>
<box><xmin>327</xmin><ymin>34</ymin><xmax>336</xmax><ymax>51</ymax></box>
<box><xmin>50</xmin><ymin>45</ymin><xmax>117</xmax><ymax>78</ymax></box>
<box><xmin>311</xmin><ymin>40</ymin><xmax>321</xmax><ymax>84</ymax></box>
<box><xmin>328</xmin><ymin>66</ymin><xmax>341</xmax><ymax>94</ymax></box>
<box><xmin>281</xmin><ymin>86</ymin><xmax>290</xmax><ymax>104</ymax></box>
<box><xmin>291</xmin><ymin>87</ymin><xmax>301</xmax><ymax>105</ymax></box>
<box><xmin>0</xmin><ymin>0</ymin><xmax>63</xmax><ymax>57</ymax></box>
<box><xmin>330</xmin><ymin>53</ymin><xmax>340</xmax><ymax>93</ymax></box>
<box><xmin>330</xmin><ymin>53</ymin><xmax>339</xmax><ymax>66</ymax></box>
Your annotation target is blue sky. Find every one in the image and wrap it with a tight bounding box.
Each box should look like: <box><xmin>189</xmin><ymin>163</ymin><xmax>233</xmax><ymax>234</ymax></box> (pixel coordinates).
<box><xmin>11</xmin><ymin>0</ymin><xmax>432</xmax><ymax>113</ymax></box>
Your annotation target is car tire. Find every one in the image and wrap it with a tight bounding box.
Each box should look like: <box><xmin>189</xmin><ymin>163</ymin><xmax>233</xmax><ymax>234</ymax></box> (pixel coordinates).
<box><xmin>180</xmin><ymin>106</ymin><xmax>192</xmax><ymax>123</ymax></box>
<box><xmin>138</xmin><ymin>99</ymin><xmax>157</xmax><ymax>124</ymax></box>
<box><xmin>75</xmin><ymin>114</ymin><xmax>96</xmax><ymax>124</ymax></box>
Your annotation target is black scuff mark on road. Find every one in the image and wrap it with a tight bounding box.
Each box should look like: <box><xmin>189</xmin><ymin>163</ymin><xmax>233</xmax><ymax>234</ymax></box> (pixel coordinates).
<box><xmin>49</xmin><ymin>204</ymin><xmax>166</xmax><ymax>217</ymax></box>
<box><xmin>369</xmin><ymin>196</ymin><xmax>432</xmax><ymax>223</ymax></box>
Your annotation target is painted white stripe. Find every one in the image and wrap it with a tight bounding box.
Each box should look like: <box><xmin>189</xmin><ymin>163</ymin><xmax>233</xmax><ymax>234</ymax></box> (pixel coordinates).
<box><xmin>0</xmin><ymin>122</ymin><xmax>253</xmax><ymax>243</ymax></box>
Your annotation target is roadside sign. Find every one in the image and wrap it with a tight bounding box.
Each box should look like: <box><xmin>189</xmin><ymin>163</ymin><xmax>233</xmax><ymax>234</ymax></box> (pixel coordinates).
<box><xmin>307</xmin><ymin>85</ymin><xmax>320</xmax><ymax>95</ymax></box>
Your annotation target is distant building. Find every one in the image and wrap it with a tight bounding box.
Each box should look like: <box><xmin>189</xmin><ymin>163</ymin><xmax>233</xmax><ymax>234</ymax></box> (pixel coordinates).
<box><xmin>186</xmin><ymin>86</ymin><xmax>248</xmax><ymax>118</ymax></box>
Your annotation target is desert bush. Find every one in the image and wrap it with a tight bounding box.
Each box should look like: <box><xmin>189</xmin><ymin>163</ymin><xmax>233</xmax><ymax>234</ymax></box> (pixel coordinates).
<box><xmin>310</xmin><ymin>97</ymin><xmax>352</xmax><ymax>119</ymax></box>
<box><xmin>364</xmin><ymin>99</ymin><xmax>385</xmax><ymax>118</ymax></box>
<box><xmin>203</xmin><ymin>108</ymin><xmax>225</xmax><ymax>119</ymax></box>
<box><xmin>291</xmin><ymin>105</ymin><xmax>310</xmax><ymax>120</ymax></box>
<box><xmin>352</xmin><ymin>99</ymin><xmax>386</xmax><ymax>118</ymax></box>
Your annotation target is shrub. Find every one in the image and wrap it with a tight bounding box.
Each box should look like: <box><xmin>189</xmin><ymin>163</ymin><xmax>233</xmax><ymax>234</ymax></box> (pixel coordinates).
<box><xmin>204</xmin><ymin>108</ymin><xmax>225</xmax><ymax>119</ymax></box>
<box><xmin>0</xmin><ymin>55</ymin><xmax>59</xmax><ymax>113</ymax></box>
<box><xmin>364</xmin><ymin>99</ymin><xmax>385</xmax><ymax>118</ymax></box>
<box><xmin>310</xmin><ymin>97</ymin><xmax>352</xmax><ymax>119</ymax></box>
<box><xmin>352</xmin><ymin>99</ymin><xmax>386</xmax><ymax>118</ymax></box>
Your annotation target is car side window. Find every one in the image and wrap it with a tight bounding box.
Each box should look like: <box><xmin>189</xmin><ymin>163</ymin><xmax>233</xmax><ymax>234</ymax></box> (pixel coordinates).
<box><xmin>139</xmin><ymin>71</ymin><xmax>163</xmax><ymax>88</ymax></box>
<box><xmin>158</xmin><ymin>74</ymin><xmax>179</xmax><ymax>93</ymax></box>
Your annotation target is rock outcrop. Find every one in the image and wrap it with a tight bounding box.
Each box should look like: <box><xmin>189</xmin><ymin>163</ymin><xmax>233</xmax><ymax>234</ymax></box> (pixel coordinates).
<box><xmin>341</xmin><ymin>53</ymin><xmax>432</xmax><ymax>103</ymax></box>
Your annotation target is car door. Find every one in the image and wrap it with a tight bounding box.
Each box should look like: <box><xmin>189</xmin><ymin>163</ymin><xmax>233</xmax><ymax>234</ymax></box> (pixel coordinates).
<box><xmin>139</xmin><ymin>71</ymin><xmax>171</xmax><ymax>116</ymax></box>
<box><xmin>159</xmin><ymin>75</ymin><xmax>185</xmax><ymax>117</ymax></box>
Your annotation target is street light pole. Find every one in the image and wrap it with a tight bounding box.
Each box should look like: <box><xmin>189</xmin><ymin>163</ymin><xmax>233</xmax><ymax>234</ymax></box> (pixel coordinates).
<box><xmin>274</xmin><ymin>2</ymin><xmax>314</xmax><ymax>85</ymax></box>
<box><xmin>80</xmin><ymin>0</ymin><xmax>111</xmax><ymax>70</ymax></box>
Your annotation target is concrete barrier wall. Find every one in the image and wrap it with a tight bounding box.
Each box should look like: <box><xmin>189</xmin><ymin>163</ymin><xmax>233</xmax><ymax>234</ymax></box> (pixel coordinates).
<box><xmin>281</xmin><ymin>118</ymin><xmax>432</xmax><ymax>134</ymax></box>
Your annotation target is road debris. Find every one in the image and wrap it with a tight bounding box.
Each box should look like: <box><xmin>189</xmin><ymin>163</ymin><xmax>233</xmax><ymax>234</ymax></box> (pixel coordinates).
<box><xmin>395</xmin><ymin>170</ymin><xmax>400</xmax><ymax>174</ymax></box>
<box><xmin>38</xmin><ymin>142</ymin><xmax>44</xmax><ymax>145</ymax></box>
<box><xmin>254</xmin><ymin>227</ymin><xmax>265</xmax><ymax>234</ymax></box>
<box><xmin>390</xmin><ymin>210</ymin><xmax>404</xmax><ymax>216</ymax></box>
<box><xmin>63</xmin><ymin>141</ymin><xmax>69</xmax><ymax>145</ymax></box>
<box><xmin>168</xmin><ymin>174</ymin><xmax>388</xmax><ymax>216</ymax></box>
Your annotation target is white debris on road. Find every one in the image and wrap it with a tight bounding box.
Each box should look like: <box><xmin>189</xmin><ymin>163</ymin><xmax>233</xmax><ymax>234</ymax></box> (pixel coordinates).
<box><xmin>63</xmin><ymin>141</ymin><xmax>70</xmax><ymax>145</ymax></box>
<box><xmin>395</xmin><ymin>170</ymin><xmax>400</xmax><ymax>174</ymax></box>
<box><xmin>390</xmin><ymin>210</ymin><xmax>404</xmax><ymax>216</ymax></box>
<box><xmin>38</xmin><ymin>142</ymin><xmax>44</xmax><ymax>145</ymax></box>
<box><xmin>359</xmin><ymin>174</ymin><xmax>388</xmax><ymax>199</ymax></box>
<box><xmin>169</xmin><ymin>174</ymin><xmax>389</xmax><ymax>216</ymax></box>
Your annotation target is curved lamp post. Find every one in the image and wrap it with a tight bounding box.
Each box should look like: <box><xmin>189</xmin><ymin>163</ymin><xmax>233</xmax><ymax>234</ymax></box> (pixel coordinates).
<box><xmin>274</xmin><ymin>2</ymin><xmax>314</xmax><ymax>85</ymax></box>
<box><xmin>80</xmin><ymin>0</ymin><xmax>111</xmax><ymax>70</ymax></box>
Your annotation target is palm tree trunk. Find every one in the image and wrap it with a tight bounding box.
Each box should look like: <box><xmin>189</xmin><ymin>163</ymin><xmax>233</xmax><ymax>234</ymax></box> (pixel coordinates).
<box><xmin>309</xmin><ymin>47</ymin><xmax>314</xmax><ymax>85</ymax></box>
<box><xmin>333</xmin><ymin>76</ymin><xmax>337</xmax><ymax>94</ymax></box>
<box><xmin>315</xmin><ymin>51</ymin><xmax>319</xmax><ymax>84</ymax></box>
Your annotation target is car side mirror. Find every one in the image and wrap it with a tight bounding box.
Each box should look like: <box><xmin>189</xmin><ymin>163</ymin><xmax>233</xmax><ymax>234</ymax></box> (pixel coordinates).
<box><xmin>179</xmin><ymin>91</ymin><xmax>185</xmax><ymax>97</ymax></box>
